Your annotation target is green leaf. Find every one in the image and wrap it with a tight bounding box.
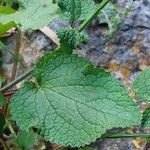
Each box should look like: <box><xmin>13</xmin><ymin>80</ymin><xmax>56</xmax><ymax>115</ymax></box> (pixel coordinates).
<box><xmin>142</xmin><ymin>108</ymin><xmax>150</xmax><ymax>128</ymax></box>
<box><xmin>57</xmin><ymin>28</ymin><xmax>87</xmax><ymax>49</ymax></box>
<box><xmin>10</xmin><ymin>46</ymin><xmax>141</xmax><ymax>147</ymax></box>
<box><xmin>0</xmin><ymin>113</ymin><xmax>5</xmax><ymax>135</ymax></box>
<box><xmin>133</xmin><ymin>67</ymin><xmax>150</xmax><ymax>102</ymax></box>
<box><xmin>0</xmin><ymin>0</ymin><xmax>59</xmax><ymax>30</ymax></box>
<box><xmin>0</xmin><ymin>93</ymin><xmax>5</xmax><ymax>107</ymax></box>
<box><xmin>0</xmin><ymin>22</ymin><xmax>16</xmax><ymax>35</ymax></box>
<box><xmin>99</xmin><ymin>2</ymin><xmax>121</xmax><ymax>38</ymax></box>
<box><xmin>99</xmin><ymin>2</ymin><xmax>118</xmax><ymax>23</ymax></box>
<box><xmin>0</xmin><ymin>6</ymin><xmax>16</xmax><ymax>35</ymax></box>
<box><xmin>16</xmin><ymin>130</ymin><xmax>38</xmax><ymax>150</ymax></box>
<box><xmin>57</xmin><ymin>0</ymin><xmax>96</xmax><ymax>21</ymax></box>
<box><xmin>0</xmin><ymin>6</ymin><xmax>16</xmax><ymax>14</ymax></box>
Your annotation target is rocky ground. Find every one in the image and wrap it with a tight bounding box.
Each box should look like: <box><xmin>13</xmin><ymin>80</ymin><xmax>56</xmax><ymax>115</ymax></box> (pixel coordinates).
<box><xmin>1</xmin><ymin>0</ymin><xmax>150</xmax><ymax>149</ymax></box>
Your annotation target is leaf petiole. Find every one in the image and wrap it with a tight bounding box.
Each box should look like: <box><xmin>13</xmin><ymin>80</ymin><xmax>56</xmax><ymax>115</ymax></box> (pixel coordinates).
<box><xmin>0</xmin><ymin>68</ymin><xmax>33</xmax><ymax>93</ymax></box>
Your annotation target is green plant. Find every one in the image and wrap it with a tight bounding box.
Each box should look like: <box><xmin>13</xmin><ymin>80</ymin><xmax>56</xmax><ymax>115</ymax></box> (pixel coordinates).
<box><xmin>0</xmin><ymin>0</ymin><xmax>150</xmax><ymax>149</ymax></box>
<box><xmin>99</xmin><ymin>2</ymin><xmax>121</xmax><ymax>38</ymax></box>
<box><xmin>133</xmin><ymin>67</ymin><xmax>150</xmax><ymax>127</ymax></box>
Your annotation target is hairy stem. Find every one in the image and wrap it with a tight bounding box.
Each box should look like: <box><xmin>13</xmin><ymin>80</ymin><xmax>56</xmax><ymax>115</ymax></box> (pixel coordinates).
<box><xmin>0</xmin><ymin>68</ymin><xmax>33</xmax><ymax>93</ymax></box>
<box><xmin>5</xmin><ymin>119</ymin><xmax>15</xmax><ymax>135</ymax></box>
<box><xmin>103</xmin><ymin>133</ymin><xmax>150</xmax><ymax>139</ymax></box>
<box><xmin>4</xmin><ymin>89</ymin><xmax>17</xmax><ymax>97</ymax></box>
<box><xmin>78</xmin><ymin>0</ymin><xmax>110</xmax><ymax>32</ymax></box>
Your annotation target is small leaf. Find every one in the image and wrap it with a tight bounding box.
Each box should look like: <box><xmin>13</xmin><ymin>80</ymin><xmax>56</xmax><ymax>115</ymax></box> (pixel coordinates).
<box><xmin>0</xmin><ymin>0</ymin><xmax>59</xmax><ymax>30</ymax></box>
<box><xmin>142</xmin><ymin>108</ymin><xmax>150</xmax><ymax>128</ymax></box>
<box><xmin>133</xmin><ymin>67</ymin><xmax>150</xmax><ymax>102</ymax></box>
<box><xmin>0</xmin><ymin>22</ymin><xmax>16</xmax><ymax>35</ymax></box>
<box><xmin>0</xmin><ymin>6</ymin><xmax>16</xmax><ymax>14</ymax></box>
<box><xmin>10</xmin><ymin>45</ymin><xmax>141</xmax><ymax>147</ymax></box>
<box><xmin>0</xmin><ymin>113</ymin><xmax>5</xmax><ymax>135</ymax></box>
<box><xmin>99</xmin><ymin>2</ymin><xmax>118</xmax><ymax>23</ymax></box>
<box><xmin>57</xmin><ymin>28</ymin><xmax>86</xmax><ymax>49</ymax></box>
<box><xmin>16</xmin><ymin>130</ymin><xmax>38</xmax><ymax>150</ymax></box>
<box><xmin>57</xmin><ymin>0</ymin><xmax>96</xmax><ymax>21</ymax></box>
<box><xmin>0</xmin><ymin>93</ymin><xmax>5</xmax><ymax>107</ymax></box>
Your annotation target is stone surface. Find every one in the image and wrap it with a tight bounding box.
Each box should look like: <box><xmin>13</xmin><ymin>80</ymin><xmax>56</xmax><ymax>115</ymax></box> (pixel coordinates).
<box><xmin>78</xmin><ymin>0</ymin><xmax>150</xmax><ymax>82</ymax></box>
<box><xmin>91</xmin><ymin>138</ymin><xmax>146</xmax><ymax>150</ymax></box>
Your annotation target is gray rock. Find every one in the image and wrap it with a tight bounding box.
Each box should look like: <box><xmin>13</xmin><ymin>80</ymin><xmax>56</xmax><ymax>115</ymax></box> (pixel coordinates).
<box><xmin>78</xmin><ymin>0</ymin><xmax>150</xmax><ymax>81</ymax></box>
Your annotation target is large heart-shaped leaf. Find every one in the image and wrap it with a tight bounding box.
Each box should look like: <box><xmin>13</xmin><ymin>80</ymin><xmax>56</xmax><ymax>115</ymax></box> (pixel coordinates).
<box><xmin>10</xmin><ymin>46</ymin><xmax>141</xmax><ymax>147</ymax></box>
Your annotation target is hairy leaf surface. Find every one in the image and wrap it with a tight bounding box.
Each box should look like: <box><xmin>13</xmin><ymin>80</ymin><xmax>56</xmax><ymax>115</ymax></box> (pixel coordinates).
<box><xmin>10</xmin><ymin>46</ymin><xmax>141</xmax><ymax>147</ymax></box>
<box><xmin>133</xmin><ymin>67</ymin><xmax>150</xmax><ymax>102</ymax></box>
<box><xmin>57</xmin><ymin>0</ymin><xmax>96</xmax><ymax>21</ymax></box>
<box><xmin>57</xmin><ymin>29</ymin><xmax>87</xmax><ymax>49</ymax></box>
<box><xmin>0</xmin><ymin>0</ymin><xmax>58</xmax><ymax>30</ymax></box>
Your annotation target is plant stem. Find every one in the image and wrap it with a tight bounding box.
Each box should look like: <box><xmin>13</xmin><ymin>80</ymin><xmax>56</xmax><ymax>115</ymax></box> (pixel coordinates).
<box><xmin>78</xmin><ymin>0</ymin><xmax>110</xmax><ymax>32</ymax></box>
<box><xmin>5</xmin><ymin>119</ymin><xmax>16</xmax><ymax>135</ymax></box>
<box><xmin>2</xmin><ymin>30</ymin><xmax>22</xmax><ymax>116</ymax></box>
<box><xmin>102</xmin><ymin>133</ymin><xmax>150</xmax><ymax>139</ymax></box>
<box><xmin>4</xmin><ymin>89</ymin><xmax>17</xmax><ymax>97</ymax></box>
<box><xmin>11</xmin><ymin>29</ymin><xmax>21</xmax><ymax>81</ymax></box>
<box><xmin>0</xmin><ymin>68</ymin><xmax>33</xmax><ymax>93</ymax></box>
<box><xmin>1</xmin><ymin>40</ymin><xmax>27</xmax><ymax>70</ymax></box>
